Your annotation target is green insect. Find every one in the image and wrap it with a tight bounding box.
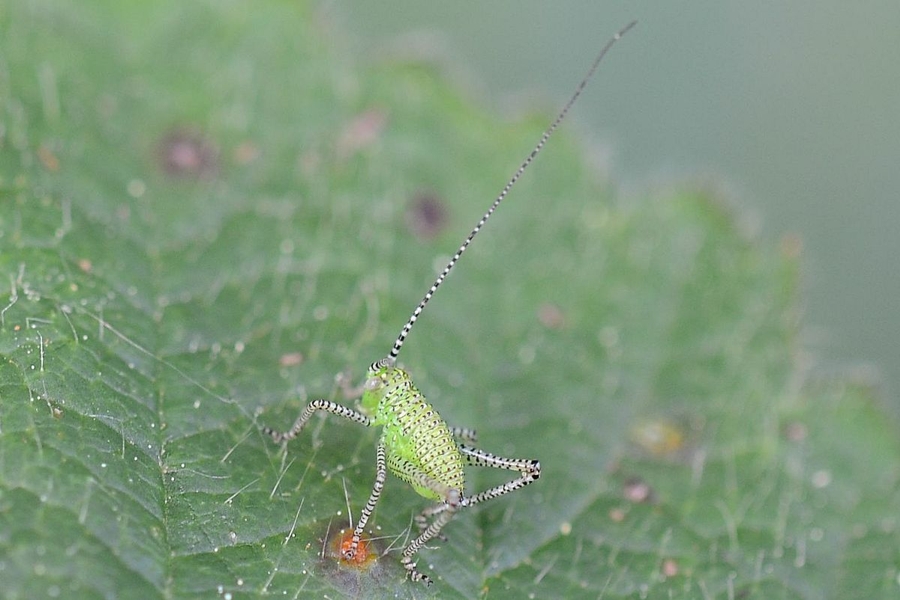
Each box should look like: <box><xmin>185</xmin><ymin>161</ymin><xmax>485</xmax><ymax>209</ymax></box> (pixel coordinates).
<box><xmin>263</xmin><ymin>21</ymin><xmax>636</xmax><ymax>585</ymax></box>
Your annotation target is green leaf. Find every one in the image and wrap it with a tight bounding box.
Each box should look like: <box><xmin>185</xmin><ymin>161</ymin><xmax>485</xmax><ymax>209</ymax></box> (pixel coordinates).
<box><xmin>2</xmin><ymin>2</ymin><xmax>898</xmax><ymax>599</ymax></box>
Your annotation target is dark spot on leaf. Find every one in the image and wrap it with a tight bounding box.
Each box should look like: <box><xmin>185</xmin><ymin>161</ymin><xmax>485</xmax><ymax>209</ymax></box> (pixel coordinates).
<box><xmin>406</xmin><ymin>190</ymin><xmax>448</xmax><ymax>240</ymax></box>
<box><xmin>157</xmin><ymin>128</ymin><xmax>218</xmax><ymax>179</ymax></box>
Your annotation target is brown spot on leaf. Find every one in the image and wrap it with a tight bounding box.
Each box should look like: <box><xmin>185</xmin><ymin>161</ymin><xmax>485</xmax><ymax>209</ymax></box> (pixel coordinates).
<box><xmin>661</xmin><ymin>558</ymin><xmax>679</xmax><ymax>577</ymax></box>
<box><xmin>37</xmin><ymin>145</ymin><xmax>60</xmax><ymax>172</ymax></box>
<box><xmin>233</xmin><ymin>140</ymin><xmax>260</xmax><ymax>165</ymax></box>
<box><xmin>336</xmin><ymin>108</ymin><xmax>388</xmax><ymax>159</ymax></box>
<box><xmin>537</xmin><ymin>303</ymin><xmax>565</xmax><ymax>329</ymax></box>
<box><xmin>608</xmin><ymin>507</ymin><xmax>626</xmax><ymax>522</ymax></box>
<box><xmin>783</xmin><ymin>421</ymin><xmax>807</xmax><ymax>442</ymax></box>
<box><xmin>406</xmin><ymin>190</ymin><xmax>448</xmax><ymax>240</ymax></box>
<box><xmin>780</xmin><ymin>232</ymin><xmax>803</xmax><ymax>259</ymax></box>
<box><xmin>157</xmin><ymin>128</ymin><xmax>218</xmax><ymax>178</ymax></box>
<box><xmin>623</xmin><ymin>476</ymin><xmax>653</xmax><ymax>503</ymax></box>
<box><xmin>278</xmin><ymin>352</ymin><xmax>304</xmax><ymax>368</ymax></box>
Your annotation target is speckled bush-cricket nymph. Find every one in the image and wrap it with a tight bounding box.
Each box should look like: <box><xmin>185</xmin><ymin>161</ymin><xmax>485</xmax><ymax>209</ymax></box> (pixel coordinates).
<box><xmin>262</xmin><ymin>21</ymin><xmax>637</xmax><ymax>585</ymax></box>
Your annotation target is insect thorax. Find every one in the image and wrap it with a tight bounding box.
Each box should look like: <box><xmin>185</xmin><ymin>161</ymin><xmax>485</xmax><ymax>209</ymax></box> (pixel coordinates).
<box><xmin>361</xmin><ymin>362</ymin><xmax>465</xmax><ymax>501</ymax></box>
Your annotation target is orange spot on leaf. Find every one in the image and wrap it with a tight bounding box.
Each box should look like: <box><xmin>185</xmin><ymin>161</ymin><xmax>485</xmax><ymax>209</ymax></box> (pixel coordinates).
<box><xmin>327</xmin><ymin>528</ymin><xmax>377</xmax><ymax>570</ymax></box>
<box><xmin>38</xmin><ymin>145</ymin><xmax>60</xmax><ymax>172</ymax></box>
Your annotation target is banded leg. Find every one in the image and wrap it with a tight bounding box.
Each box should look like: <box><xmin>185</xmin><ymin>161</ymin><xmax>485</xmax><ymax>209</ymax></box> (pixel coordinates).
<box><xmin>403</xmin><ymin>445</ymin><xmax>539</xmax><ymax>583</ymax></box>
<box><xmin>381</xmin><ymin>453</ymin><xmax>462</xmax><ymax>551</ymax></box>
<box><xmin>402</xmin><ymin>505</ymin><xmax>457</xmax><ymax>585</ymax></box>
<box><xmin>457</xmin><ymin>445</ymin><xmax>540</xmax><ymax>508</ymax></box>
<box><xmin>413</xmin><ymin>498</ymin><xmax>454</xmax><ymax>528</ymax></box>
<box><xmin>346</xmin><ymin>440</ymin><xmax>387</xmax><ymax>559</ymax></box>
<box><xmin>386</xmin><ymin>453</ymin><xmax>462</xmax><ymax>507</ymax></box>
<box><xmin>262</xmin><ymin>399</ymin><xmax>372</xmax><ymax>443</ymax></box>
<box><xmin>412</xmin><ymin>499</ymin><xmax>455</xmax><ymax>542</ymax></box>
<box><xmin>448</xmin><ymin>426</ymin><xmax>478</xmax><ymax>444</ymax></box>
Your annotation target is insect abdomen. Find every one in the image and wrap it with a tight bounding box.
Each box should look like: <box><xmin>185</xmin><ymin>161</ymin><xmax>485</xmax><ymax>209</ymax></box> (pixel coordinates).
<box><xmin>376</xmin><ymin>368</ymin><xmax>465</xmax><ymax>501</ymax></box>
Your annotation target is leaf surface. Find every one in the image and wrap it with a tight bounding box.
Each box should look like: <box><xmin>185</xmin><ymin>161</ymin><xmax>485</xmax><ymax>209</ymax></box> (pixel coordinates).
<box><xmin>1</xmin><ymin>2</ymin><xmax>898</xmax><ymax>599</ymax></box>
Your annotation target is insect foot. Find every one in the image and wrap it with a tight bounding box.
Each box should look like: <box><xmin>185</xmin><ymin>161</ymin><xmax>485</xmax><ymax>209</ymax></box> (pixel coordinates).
<box><xmin>401</xmin><ymin>556</ymin><xmax>431</xmax><ymax>586</ymax></box>
<box><xmin>262</xmin><ymin>20</ymin><xmax>634</xmax><ymax>586</ymax></box>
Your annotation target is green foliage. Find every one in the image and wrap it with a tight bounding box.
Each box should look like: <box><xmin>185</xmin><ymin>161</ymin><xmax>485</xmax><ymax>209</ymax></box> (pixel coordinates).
<box><xmin>1</xmin><ymin>1</ymin><xmax>898</xmax><ymax>599</ymax></box>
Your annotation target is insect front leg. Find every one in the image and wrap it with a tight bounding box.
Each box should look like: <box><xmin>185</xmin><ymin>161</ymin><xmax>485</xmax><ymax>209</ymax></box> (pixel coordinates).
<box><xmin>457</xmin><ymin>445</ymin><xmax>541</xmax><ymax>508</ymax></box>
<box><xmin>346</xmin><ymin>440</ymin><xmax>387</xmax><ymax>560</ymax></box>
<box><xmin>262</xmin><ymin>398</ymin><xmax>372</xmax><ymax>443</ymax></box>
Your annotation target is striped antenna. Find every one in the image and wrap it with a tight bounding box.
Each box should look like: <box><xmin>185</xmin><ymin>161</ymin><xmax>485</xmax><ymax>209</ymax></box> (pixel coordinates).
<box><xmin>386</xmin><ymin>20</ymin><xmax>637</xmax><ymax>364</ymax></box>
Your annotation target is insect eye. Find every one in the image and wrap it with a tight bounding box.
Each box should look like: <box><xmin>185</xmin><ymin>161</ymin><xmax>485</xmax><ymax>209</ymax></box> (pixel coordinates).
<box><xmin>365</xmin><ymin>376</ymin><xmax>382</xmax><ymax>392</ymax></box>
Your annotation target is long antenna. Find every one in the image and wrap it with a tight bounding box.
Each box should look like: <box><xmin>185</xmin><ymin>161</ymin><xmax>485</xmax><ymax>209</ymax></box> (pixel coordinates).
<box><xmin>386</xmin><ymin>20</ymin><xmax>637</xmax><ymax>364</ymax></box>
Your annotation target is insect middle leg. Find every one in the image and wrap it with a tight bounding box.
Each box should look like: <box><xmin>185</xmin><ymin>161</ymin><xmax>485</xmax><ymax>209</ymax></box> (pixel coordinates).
<box><xmin>346</xmin><ymin>440</ymin><xmax>387</xmax><ymax>560</ymax></box>
<box><xmin>261</xmin><ymin>400</ymin><xmax>375</xmax><ymax>559</ymax></box>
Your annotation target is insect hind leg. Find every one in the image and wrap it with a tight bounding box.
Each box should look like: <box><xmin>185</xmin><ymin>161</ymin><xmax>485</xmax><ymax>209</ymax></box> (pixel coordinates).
<box><xmin>413</xmin><ymin>500</ymin><xmax>455</xmax><ymax>543</ymax></box>
<box><xmin>399</xmin><ymin>446</ymin><xmax>540</xmax><ymax>584</ymax></box>
<box><xmin>383</xmin><ymin>454</ymin><xmax>463</xmax><ymax>584</ymax></box>
<box><xmin>385</xmin><ymin>452</ymin><xmax>462</xmax><ymax>506</ymax></box>
<box><xmin>402</xmin><ymin>506</ymin><xmax>457</xmax><ymax>585</ymax></box>
<box><xmin>457</xmin><ymin>444</ymin><xmax>541</xmax><ymax>508</ymax></box>
<box><xmin>448</xmin><ymin>426</ymin><xmax>478</xmax><ymax>444</ymax></box>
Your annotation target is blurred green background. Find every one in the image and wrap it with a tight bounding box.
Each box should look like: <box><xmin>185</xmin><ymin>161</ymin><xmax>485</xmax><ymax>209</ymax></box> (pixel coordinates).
<box><xmin>332</xmin><ymin>0</ymin><xmax>900</xmax><ymax>414</ymax></box>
